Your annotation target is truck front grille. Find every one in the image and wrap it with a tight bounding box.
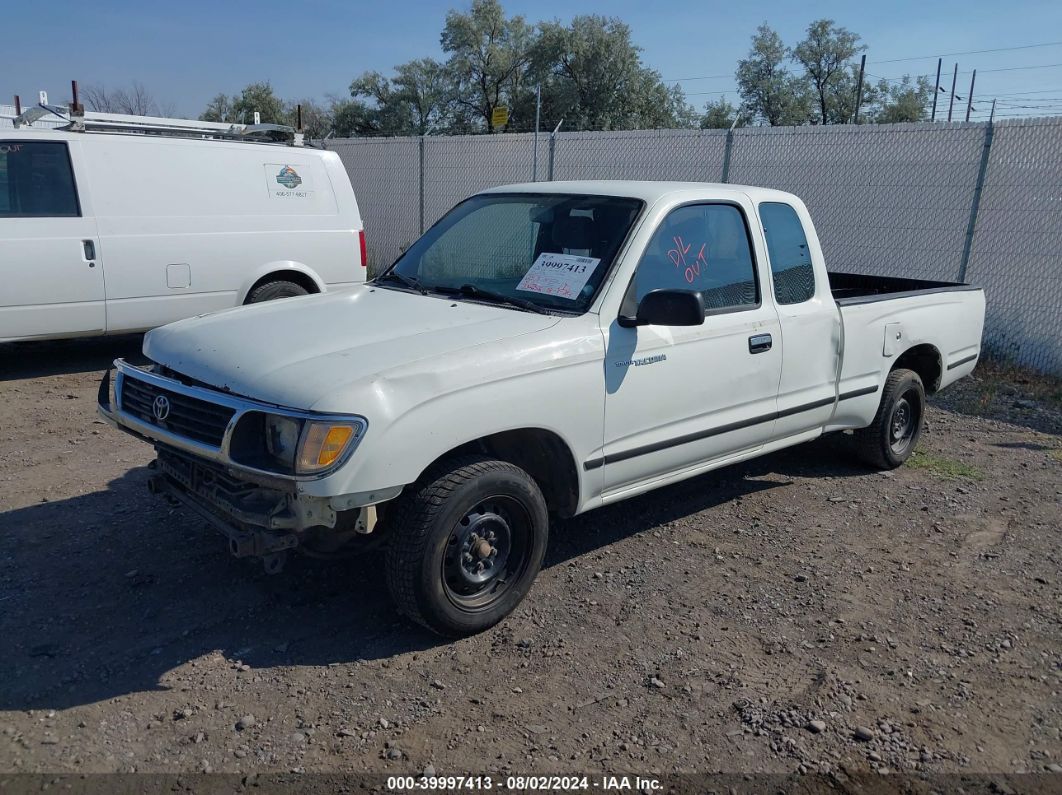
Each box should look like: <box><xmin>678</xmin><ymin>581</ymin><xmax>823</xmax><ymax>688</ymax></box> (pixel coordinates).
<box><xmin>120</xmin><ymin>375</ymin><xmax>235</xmax><ymax>448</ymax></box>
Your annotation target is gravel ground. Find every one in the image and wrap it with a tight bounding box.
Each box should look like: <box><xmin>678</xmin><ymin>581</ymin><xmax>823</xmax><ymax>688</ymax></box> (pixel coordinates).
<box><xmin>1</xmin><ymin>337</ymin><xmax>1060</xmax><ymax>787</ymax></box>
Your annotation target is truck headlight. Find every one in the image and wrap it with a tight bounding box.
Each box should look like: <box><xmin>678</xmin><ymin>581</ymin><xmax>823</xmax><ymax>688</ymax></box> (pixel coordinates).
<box><xmin>265</xmin><ymin>415</ymin><xmax>301</xmax><ymax>469</ymax></box>
<box><xmin>231</xmin><ymin>412</ymin><xmax>365</xmax><ymax>476</ymax></box>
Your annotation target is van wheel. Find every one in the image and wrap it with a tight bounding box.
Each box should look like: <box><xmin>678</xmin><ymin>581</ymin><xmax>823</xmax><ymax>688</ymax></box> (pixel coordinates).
<box><xmin>246</xmin><ymin>280</ymin><xmax>310</xmax><ymax>304</ymax></box>
<box><xmin>855</xmin><ymin>368</ymin><xmax>925</xmax><ymax>470</ymax></box>
<box><xmin>385</xmin><ymin>456</ymin><xmax>549</xmax><ymax>637</ymax></box>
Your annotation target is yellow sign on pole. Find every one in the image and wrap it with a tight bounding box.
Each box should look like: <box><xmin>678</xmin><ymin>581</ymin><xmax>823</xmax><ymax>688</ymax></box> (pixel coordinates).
<box><xmin>491</xmin><ymin>106</ymin><xmax>509</xmax><ymax>129</ymax></box>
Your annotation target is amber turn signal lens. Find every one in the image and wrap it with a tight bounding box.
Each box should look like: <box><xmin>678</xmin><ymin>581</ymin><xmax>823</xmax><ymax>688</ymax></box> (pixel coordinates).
<box><xmin>296</xmin><ymin>422</ymin><xmax>357</xmax><ymax>473</ymax></box>
<box><xmin>317</xmin><ymin>425</ymin><xmax>354</xmax><ymax>466</ymax></box>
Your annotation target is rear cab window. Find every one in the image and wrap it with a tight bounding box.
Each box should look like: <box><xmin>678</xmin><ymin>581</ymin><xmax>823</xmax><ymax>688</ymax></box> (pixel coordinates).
<box><xmin>759</xmin><ymin>202</ymin><xmax>815</xmax><ymax>304</ymax></box>
<box><xmin>0</xmin><ymin>141</ymin><xmax>80</xmax><ymax>218</ymax></box>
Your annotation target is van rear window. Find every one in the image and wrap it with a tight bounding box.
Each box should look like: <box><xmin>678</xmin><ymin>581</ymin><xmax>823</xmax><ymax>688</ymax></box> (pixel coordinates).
<box><xmin>0</xmin><ymin>141</ymin><xmax>80</xmax><ymax>218</ymax></box>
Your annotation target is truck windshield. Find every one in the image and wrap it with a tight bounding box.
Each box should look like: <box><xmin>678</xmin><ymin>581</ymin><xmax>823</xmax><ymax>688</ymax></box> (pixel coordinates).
<box><xmin>379</xmin><ymin>193</ymin><xmax>643</xmax><ymax>313</ymax></box>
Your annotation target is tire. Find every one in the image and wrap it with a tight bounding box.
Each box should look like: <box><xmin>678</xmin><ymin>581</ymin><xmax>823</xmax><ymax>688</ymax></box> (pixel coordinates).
<box><xmin>855</xmin><ymin>368</ymin><xmax>926</xmax><ymax>470</ymax></box>
<box><xmin>385</xmin><ymin>455</ymin><xmax>549</xmax><ymax>637</ymax></box>
<box><xmin>246</xmin><ymin>280</ymin><xmax>310</xmax><ymax>304</ymax></box>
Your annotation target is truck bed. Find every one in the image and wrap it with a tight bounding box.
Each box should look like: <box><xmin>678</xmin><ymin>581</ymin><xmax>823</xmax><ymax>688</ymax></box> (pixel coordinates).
<box><xmin>825</xmin><ymin>271</ymin><xmax>986</xmax><ymax>434</ymax></box>
<box><xmin>828</xmin><ymin>272</ymin><xmax>982</xmax><ymax>306</ymax></box>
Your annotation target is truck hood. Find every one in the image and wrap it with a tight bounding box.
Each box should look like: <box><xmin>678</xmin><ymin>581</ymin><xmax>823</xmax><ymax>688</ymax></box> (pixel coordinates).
<box><xmin>143</xmin><ymin>284</ymin><xmax>560</xmax><ymax>410</ymax></box>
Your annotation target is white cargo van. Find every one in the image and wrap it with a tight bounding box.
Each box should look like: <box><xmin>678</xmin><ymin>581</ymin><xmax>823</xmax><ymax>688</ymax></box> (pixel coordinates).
<box><xmin>0</xmin><ymin>112</ymin><xmax>365</xmax><ymax>342</ymax></box>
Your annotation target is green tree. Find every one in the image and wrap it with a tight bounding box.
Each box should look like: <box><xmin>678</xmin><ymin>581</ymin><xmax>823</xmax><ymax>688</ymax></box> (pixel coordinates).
<box><xmin>872</xmin><ymin>76</ymin><xmax>932</xmax><ymax>123</ymax></box>
<box><xmin>328</xmin><ymin>96</ymin><xmax>382</xmax><ymax>137</ymax></box>
<box><xmin>349</xmin><ymin>71</ymin><xmax>413</xmax><ymax>135</ymax></box>
<box><xmin>232</xmin><ymin>82</ymin><xmax>286</xmax><ymax>124</ymax></box>
<box><xmin>792</xmin><ymin>19</ymin><xmax>864</xmax><ymax>124</ymax></box>
<box><xmin>285</xmin><ymin>98</ymin><xmax>331</xmax><ymax>138</ymax></box>
<box><xmin>200</xmin><ymin>83</ymin><xmax>286</xmax><ymax>125</ymax></box>
<box><xmin>393</xmin><ymin>58</ymin><xmax>453</xmax><ymax>134</ymax></box>
<box><xmin>535</xmin><ymin>15</ymin><xmax>695</xmax><ymax>131</ymax></box>
<box><xmin>200</xmin><ymin>93</ymin><xmax>236</xmax><ymax>123</ymax></box>
<box><xmin>700</xmin><ymin>98</ymin><xmax>744</xmax><ymax>129</ymax></box>
<box><xmin>736</xmin><ymin>24</ymin><xmax>813</xmax><ymax>126</ymax></box>
<box><xmin>441</xmin><ymin>0</ymin><xmax>536</xmax><ymax>132</ymax></box>
<box><xmin>347</xmin><ymin>60</ymin><xmax>453</xmax><ymax>136</ymax></box>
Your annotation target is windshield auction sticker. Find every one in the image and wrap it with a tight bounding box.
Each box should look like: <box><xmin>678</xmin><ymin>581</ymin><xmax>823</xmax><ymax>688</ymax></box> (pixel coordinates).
<box><xmin>516</xmin><ymin>252</ymin><xmax>600</xmax><ymax>300</ymax></box>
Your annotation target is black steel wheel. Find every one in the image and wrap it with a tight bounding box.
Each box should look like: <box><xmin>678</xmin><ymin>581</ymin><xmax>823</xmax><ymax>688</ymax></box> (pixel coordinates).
<box><xmin>888</xmin><ymin>393</ymin><xmax>919</xmax><ymax>456</ymax></box>
<box><xmin>855</xmin><ymin>368</ymin><xmax>926</xmax><ymax>469</ymax></box>
<box><xmin>385</xmin><ymin>456</ymin><xmax>548</xmax><ymax>636</ymax></box>
<box><xmin>442</xmin><ymin>496</ymin><xmax>534</xmax><ymax>611</ymax></box>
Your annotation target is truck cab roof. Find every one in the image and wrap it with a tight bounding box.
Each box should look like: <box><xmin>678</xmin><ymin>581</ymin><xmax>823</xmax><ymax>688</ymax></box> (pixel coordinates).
<box><xmin>482</xmin><ymin>179</ymin><xmax>802</xmax><ymax>206</ymax></box>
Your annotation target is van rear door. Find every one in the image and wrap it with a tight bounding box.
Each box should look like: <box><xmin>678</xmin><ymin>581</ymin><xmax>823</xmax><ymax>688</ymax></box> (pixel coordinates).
<box><xmin>0</xmin><ymin>138</ymin><xmax>105</xmax><ymax>340</ymax></box>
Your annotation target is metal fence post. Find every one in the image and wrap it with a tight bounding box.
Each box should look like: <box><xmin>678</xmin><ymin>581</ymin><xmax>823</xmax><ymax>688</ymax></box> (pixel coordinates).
<box><xmin>418</xmin><ymin>136</ymin><xmax>426</xmax><ymax>235</ymax></box>
<box><xmin>958</xmin><ymin>120</ymin><xmax>995</xmax><ymax>283</ymax></box>
<box><xmin>721</xmin><ymin>129</ymin><xmax>734</xmax><ymax>183</ymax></box>
<box><xmin>721</xmin><ymin>113</ymin><xmax>742</xmax><ymax>183</ymax></box>
<box><xmin>547</xmin><ymin>120</ymin><xmax>563</xmax><ymax>181</ymax></box>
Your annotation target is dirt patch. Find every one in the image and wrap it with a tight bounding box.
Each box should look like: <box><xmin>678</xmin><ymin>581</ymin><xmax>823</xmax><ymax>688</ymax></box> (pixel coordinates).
<box><xmin>1</xmin><ymin>340</ymin><xmax>1060</xmax><ymax>781</ymax></box>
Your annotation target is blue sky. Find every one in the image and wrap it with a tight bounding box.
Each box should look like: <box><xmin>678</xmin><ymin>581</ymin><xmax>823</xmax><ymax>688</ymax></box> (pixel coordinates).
<box><xmin>5</xmin><ymin>0</ymin><xmax>1060</xmax><ymax>121</ymax></box>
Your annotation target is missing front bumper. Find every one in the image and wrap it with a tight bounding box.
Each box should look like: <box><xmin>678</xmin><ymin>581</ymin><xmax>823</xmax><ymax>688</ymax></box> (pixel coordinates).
<box><xmin>148</xmin><ymin>454</ymin><xmax>302</xmax><ymax>558</ymax></box>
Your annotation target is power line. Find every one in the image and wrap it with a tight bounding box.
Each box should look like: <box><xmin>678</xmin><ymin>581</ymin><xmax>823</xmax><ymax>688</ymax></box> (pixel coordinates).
<box><xmin>990</xmin><ymin>88</ymin><xmax>1062</xmax><ymax>97</ymax></box>
<box><xmin>864</xmin><ymin>71</ymin><xmax>932</xmax><ymax>84</ymax></box>
<box><xmin>974</xmin><ymin>111</ymin><xmax>1062</xmax><ymax>118</ymax></box>
<box><xmin>685</xmin><ymin>89</ymin><xmax>740</xmax><ymax>97</ymax></box>
<box><xmin>868</xmin><ymin>61</ymin><xmax>1062</xmax><ymax>83</ymax></box>
<box><xmin>871</xmin><ymin>40</ymin><xmax>1062</xmax><ymax>64</ymax></box>
<box><xmin>664</xmin><ymin>73</ymin><xmax>732</xmax><ymax>83</ymax></box>
<box><xmin>989</xmin><ymin>102</ymin><xmax>1062</xmax><ymax>109</ymax></box>
<box><xmin>667</xmin><ymin>40</ymin><xmax>1062</xmax><ymax>83</ymax></box>
<box><xmin>978</xmin><ymin>61</ymin><xmax>1062</xmax><ymax>74</ymax></box>
<box><xmin>992</xmin><ymin>95</ymin><xmax>1062</xmax><ymax>102</ymax></box>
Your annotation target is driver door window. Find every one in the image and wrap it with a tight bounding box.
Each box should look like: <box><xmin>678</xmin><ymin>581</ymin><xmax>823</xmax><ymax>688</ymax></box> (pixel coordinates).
<box><xmin>631</xmin><ymin>203</ymin><xmax>758</xmax><ymax>314</ymax></box>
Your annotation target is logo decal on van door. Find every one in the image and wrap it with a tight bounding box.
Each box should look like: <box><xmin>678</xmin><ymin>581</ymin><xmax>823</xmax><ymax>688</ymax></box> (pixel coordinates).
<box><xmin>276</xmin><ymin>166</ymin><xmax>302</xmax><ymax>189</ymax></box>
<box><xmin>265</xmin><ymin>163</ymin><xmax>312</xmax><ymax>198</ymax></box>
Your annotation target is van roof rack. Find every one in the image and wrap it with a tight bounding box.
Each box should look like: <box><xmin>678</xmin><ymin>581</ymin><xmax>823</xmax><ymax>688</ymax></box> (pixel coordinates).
<box><xmin>13</xmin><ymin>95</ymin><xmax>303</xmax><ymax>146</ymax></box>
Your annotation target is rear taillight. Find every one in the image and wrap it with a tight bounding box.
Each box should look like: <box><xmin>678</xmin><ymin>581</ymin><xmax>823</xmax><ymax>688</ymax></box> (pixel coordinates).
<box><xmin>358</xmin><ymin>229</ymin><xmax>367</xmax><ymax>268</ymax></box>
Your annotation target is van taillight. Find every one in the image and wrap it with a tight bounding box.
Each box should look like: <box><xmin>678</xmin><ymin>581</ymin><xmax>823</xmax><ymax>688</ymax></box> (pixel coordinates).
<box><xmin>358</xmin><ymin>229</ymin><xmax>367</xmax><ymax>268</ymax></box>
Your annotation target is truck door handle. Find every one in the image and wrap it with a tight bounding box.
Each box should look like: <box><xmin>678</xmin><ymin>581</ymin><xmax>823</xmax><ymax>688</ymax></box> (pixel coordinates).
<box><xmin>748</xmin><ymin>333</ymin><xmax>773</xmax><ymax>354</ymax></box>
<box><xmin>83</xmin><ymin>240</ymin><xmax>96</xmax><ymax>263</ymax></box>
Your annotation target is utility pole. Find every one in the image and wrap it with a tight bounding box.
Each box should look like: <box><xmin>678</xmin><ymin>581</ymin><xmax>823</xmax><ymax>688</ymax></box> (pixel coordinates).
<box><xmin>965</xmin><ymin>70</ymin><xmax>977</xmax><ymax>122</ymax></box>
<box><xmin>947</xmin><ymin>63</ymin><xmax>958</xmax><ymax>122</ymax></box>
<box><xmin>853</xmin><ymin>54</ymin><xmax>866</xmax><ymax>123</ymax></box>
<box><xmin>531</xmin><ymin>84</ymin><xmax>541</xmax><ymax>182</ymax></box>
<box><xmin>990</xmin><ymin>98</ymin><xmax>996</xmax><ymax>122</ymax></box>
<box><xmin>931</xmin><ymin>58</ymin><xmax>942</xmax><ymax>121</ymax></box>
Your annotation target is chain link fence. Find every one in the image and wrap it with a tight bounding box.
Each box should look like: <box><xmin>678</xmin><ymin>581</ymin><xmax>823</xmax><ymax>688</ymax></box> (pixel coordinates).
<box><xmin>328</xmin><ymin>118</ymin><xmax>1062</xmax><ymax>374</ymax></box>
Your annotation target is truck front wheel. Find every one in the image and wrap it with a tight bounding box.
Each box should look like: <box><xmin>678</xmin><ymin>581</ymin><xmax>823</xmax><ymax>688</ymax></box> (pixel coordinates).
<box><xmin>384</xmin><ymin>456</ymin><xmax>549</xmax><ymax>636</ymax></box>
<box><xmin>855</xmin><ymin>368</ymin><xmax>925</xmax><ymax>469</ymax></box>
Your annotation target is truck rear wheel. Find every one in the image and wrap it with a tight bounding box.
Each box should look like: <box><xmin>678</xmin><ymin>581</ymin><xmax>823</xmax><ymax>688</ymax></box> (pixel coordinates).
<box><xmin>855</xmin><ymin>368</ymin><xmax>925</xmax><ymax>470</ymax></box>
<box><xmin>246</xmin><ymin>279</ymin><xmax>310</xmax><ymax>303</ymax></box>
<box><xmin>384</xmin><ymin>455</ymin><xmax>549</xmax><ymax>637</ymax></box>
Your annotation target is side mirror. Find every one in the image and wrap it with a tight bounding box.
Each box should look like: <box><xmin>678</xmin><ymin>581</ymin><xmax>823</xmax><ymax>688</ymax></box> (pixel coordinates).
<box><xmin>619</xmin><ymin>289</ymin><xmax>705</xmax><ymax>328</ymax></box>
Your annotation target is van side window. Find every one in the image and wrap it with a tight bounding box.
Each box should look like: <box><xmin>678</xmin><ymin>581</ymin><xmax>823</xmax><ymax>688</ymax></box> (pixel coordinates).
<box><xmin>633</xmin><ymin>203</ymin><xmax>758</xmax><ymax>312</ymax></box>
<box><xmin>759</xmin><ymin>202</ymin><xmax>815</xmax><ymax>304</ymax></box>
<box><xmin>0</xmin><ymin>142</ymin><xmax>80</xmax><ymax>218</ymax></box>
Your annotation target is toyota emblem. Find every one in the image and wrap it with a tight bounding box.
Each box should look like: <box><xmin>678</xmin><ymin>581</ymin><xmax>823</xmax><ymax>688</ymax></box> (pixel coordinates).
<box><xmin>152</xmin><ymin>395</ymin><xmax>171</xmax><ymax>421</ymax></box>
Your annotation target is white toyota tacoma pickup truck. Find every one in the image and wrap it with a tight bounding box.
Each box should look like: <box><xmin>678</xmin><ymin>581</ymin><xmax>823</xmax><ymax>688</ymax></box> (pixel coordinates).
<box><xmin>99</xmin><ymin>181</ymin><xmax>986</xmax><ymax>636</ymax></box>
